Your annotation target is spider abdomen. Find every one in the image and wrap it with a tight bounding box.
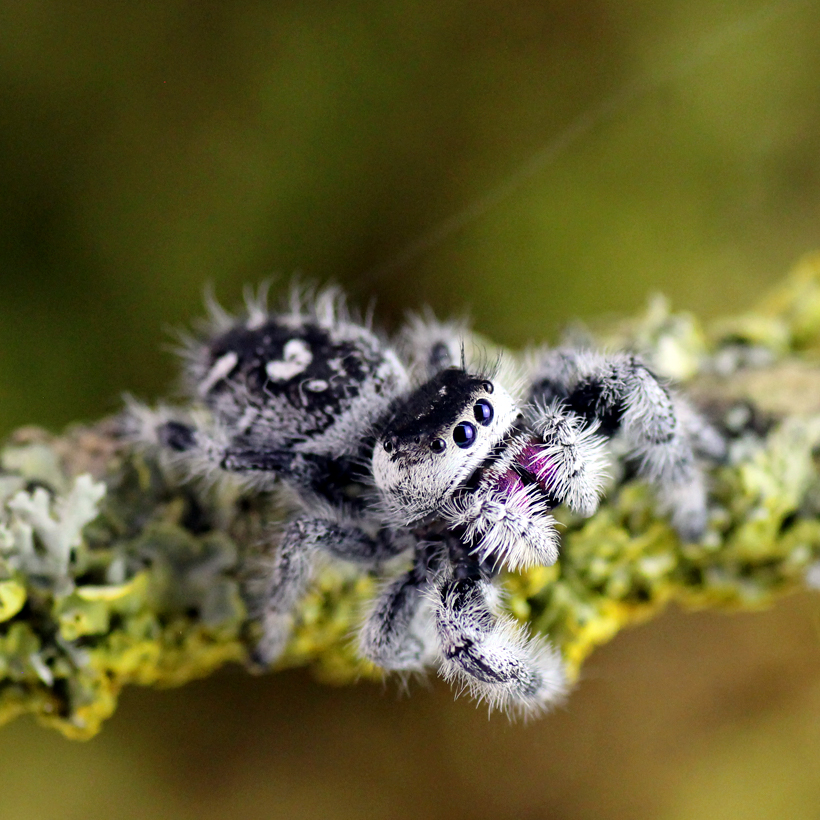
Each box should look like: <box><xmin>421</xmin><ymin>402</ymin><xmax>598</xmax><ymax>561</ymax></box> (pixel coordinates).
<box><xmin>185</xmin><ymin>307</ymin><xmax>408</xmax><ymax>459</ymax></box>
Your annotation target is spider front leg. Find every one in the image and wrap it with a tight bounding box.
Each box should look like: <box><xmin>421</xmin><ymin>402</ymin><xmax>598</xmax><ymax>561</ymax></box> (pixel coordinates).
<box><xmin>433</xmin><ymin>549</ymin><xmax>568</xmax><ymax>715</ymax></box>
<box><xmin>609</xmin><ymin>359</ymin><xmax>718</xmax><ymax>539</ymax></box>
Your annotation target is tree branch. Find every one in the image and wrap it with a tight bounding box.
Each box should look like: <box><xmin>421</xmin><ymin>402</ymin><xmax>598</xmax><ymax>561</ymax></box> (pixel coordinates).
<box><xmin>3</xmin><ymin>255</ymin><xmax>820</xmax><ymax>738</ymax></box>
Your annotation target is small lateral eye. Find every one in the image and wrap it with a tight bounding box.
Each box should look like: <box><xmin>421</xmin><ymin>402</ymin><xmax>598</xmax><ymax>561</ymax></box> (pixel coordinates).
<box><xmin>482</xmin><ymin>380</ymin><xmax>494</xmax><ymax>394</ymax></box>
<box><xmin>473</xmin><ymin>399</ymin><xmax>494</xmax><ymax>426</ymax></box>
<box><xmin>383</xmin><ymin>440</ymin><xmax>393</xmax><ymax>453</ymax></box>
<box><xmin>430</xmin><ymin>438</ymin><xmax>447</xmax><ymax>453</ymax></box>
<box><xmin>453</xmin><ymin>421</ymin><xmax>477</xmax><ymax>449</ymax></box>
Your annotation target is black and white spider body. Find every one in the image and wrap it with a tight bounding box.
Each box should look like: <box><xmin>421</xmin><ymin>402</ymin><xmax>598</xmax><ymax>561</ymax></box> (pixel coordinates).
<box><xmin>131</xmin><ymin>286</ymin><xmax>723</xmax><ymax>715</ymax></box>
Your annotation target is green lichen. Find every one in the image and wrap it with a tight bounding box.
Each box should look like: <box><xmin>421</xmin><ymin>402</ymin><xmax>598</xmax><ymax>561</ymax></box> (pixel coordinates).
<box><xmin>3</xmin><ymin>255</ymin><xmax>820</xmax><ymax>738</ymax></box>
<box><xmin>0</xmin><ymin>429</ymin><xmax>250</xmax><ymax>738</ymax></box>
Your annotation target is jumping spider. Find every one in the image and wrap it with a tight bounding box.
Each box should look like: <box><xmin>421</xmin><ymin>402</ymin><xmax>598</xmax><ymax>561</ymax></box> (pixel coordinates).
<box><xmin>132</xmin><ymin>286</ymin><xmax>724</xmax><ymax>714</ymax></box>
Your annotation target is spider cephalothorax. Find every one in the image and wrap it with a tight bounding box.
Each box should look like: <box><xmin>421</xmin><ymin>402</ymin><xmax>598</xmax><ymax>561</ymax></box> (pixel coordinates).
<box><xmin>373</xmin><ymin>369</ymin><xmax>518</xmax><ymax>523</ymax></box>
<box><xmin>131</xmin><ymin>285</ymin><xmax>724</xmax><ymax>715</ymax></box>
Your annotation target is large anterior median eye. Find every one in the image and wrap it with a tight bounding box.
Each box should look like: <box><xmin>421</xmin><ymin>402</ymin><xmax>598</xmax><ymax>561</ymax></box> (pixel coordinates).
<box><xmin>473</xmin><ymin>399</ymin><xmax>493</xmax><ymax>426</ymax></box>
<box><xmin>453</xmin><ymin>421</ymin><xmax>477</xmax><ymax>448</ymax></box>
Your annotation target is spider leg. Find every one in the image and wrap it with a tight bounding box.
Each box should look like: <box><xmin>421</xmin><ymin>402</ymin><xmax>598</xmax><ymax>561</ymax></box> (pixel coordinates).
<box><xmin>255</xmin><ymin>517</ymin><xmax>405</xmax><ymax>666</ymax></box>
<box><xmin>530</xmin><ymin>350</ymin><xmax>677</xmax><ymax>443</ymax></box>
<box><xmin>397</xmin><ymin>310</ymin><xmax>467</xmax><ymax>378</ymax></box>
<box><xmin>433</xmin><ymin>557</ymin><xmax>568</xmax><ymax>715</ymax></box>
<box><xmin>126</xmin><ymin>401</ymin><xmax>217</xmax><ymax>459</ymax></box>
<box><xmin>526</xmin><ymin>348</ymin><xmax>584</xmax><ymax>405</ymax></box>
<box><xmin>132</xmin><ymin>401</ymin><xmax>375</xmax><ymax>512</ymax></box>
<box><xmin>358</xmin><ymin>542</ymin><xmax>440</xmax><ymax>671</ymax></box>
<box><xmin>529</xmin><ymin>349</ymin><xmax>722</xmax><ymax>539</ymax></box>
<box><xmin>605</xmin><ymin>358</ymin><xmax>713</xmax><ymax>540</ymax></box>
<box><xmin>252</xmin><ymin>517</ymin><xmax>318</xmax><ymax>665</ymax></box>
<box><xmin>125</xmin><ymin>401</ymin><xmax>241</xmax><ymax>485</ymax></box>
<box><xmin>676</xmin><ymin>396</ymin><xmax>728</xmax><ymax>461</ymax></box>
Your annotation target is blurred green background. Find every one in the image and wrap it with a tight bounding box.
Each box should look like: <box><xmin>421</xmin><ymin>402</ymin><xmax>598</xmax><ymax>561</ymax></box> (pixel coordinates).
<box><xmin>2</xmin><ymin>1</ymin><xmax>820</xmax><ymax>818</ymax></box>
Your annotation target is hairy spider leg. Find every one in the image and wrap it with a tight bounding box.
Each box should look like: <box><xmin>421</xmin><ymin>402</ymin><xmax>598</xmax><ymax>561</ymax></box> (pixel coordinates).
<box><xmin>255</xmin><ymin>516</ymin><xmax>410</xmax><ymax>666</ymax></box>
<box><xmin>433</xmin><ymin>545</ymin><xmax>568</xmax><ymax>715</ymax></box>
<box><xmin>150</xmin><ymin>412</ymin><xmax>378</xmax><ymax>514</ymax></box>
<box><xmin>397</xmin><ymin>310</ymin><xmax>468</xmax><ymax>379</ymax></box>
<box><xmin>252</xmin><ymin>517</ymin><xmax>319</xmax><ymax>665</ymax></box>
<box><xmin>529</xmin><ymin>349</ymin><xmax>720</xmax><ymax>540</ymax></box>
<box><xmin>358</xmin><ymin>541</ymin><xmax>441</xmax><ymax>671</ymax></box>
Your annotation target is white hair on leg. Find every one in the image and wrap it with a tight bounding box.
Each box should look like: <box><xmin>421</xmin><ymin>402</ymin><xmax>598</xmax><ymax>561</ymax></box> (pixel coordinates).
<box><xmin>433</xmin><ymin>576</ymin><xmax>569</xmax><ymax>716</ymax></box>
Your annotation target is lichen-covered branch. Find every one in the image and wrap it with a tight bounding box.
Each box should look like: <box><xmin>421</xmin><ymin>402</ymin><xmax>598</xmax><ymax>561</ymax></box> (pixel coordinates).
<box><xmin>4</xmin><ymin>255</ymin><xmax>820</xmax><ymax>739</ymax></box>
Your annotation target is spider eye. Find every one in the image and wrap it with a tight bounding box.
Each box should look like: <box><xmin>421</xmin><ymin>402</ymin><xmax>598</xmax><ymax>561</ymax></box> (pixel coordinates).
<box><xmin>383</xmin><ymin>440</ymin><xmax>393</xmax><ymax>453</ymax></box>
<box><xmin>482</xmin><ymin>380</ymin><xmax>494</xmax><ymax>394</ymax></box>
<box><xmin>453</xmin><ymin>421</ymin><xmax>477</xmax><ymax>449</ymax></box>
<box><xmin>430</xmin><ymin>438</ymin><xmax>446</xmax><ymax>453</ymax></box>
<box><xmin>473</xmin><ymin>399</ymin><xmax>493</xmax><ymax>426</ymax></box>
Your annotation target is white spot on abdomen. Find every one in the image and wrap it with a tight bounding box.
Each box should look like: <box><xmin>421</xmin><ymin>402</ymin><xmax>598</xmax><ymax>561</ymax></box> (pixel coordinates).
<box><xmin>304</xmin><ymin>379</ymin><xmax>329</xmax><ymax>392</ymax></box>
<box><xmin>266</xmin><ymin>338</ymin><xmax>313</xmax><ymax>381</ymax></box>
<box><xmin>236</xmin><ymin>406</ymin><xmax>258</xmax><ymax>433</ymax></box>
<box><xmin>200</xmin><ymin>351</ymin><xmax>239</xmax><ymax>395</ymax></box>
